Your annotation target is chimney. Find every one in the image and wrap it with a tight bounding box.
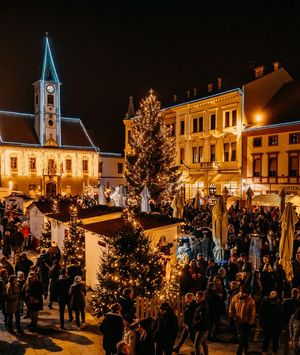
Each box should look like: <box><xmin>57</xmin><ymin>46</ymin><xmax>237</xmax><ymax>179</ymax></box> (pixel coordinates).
<box><xmin>207</xmin><ymin>83</ymin><xmax>213</xmax><ymax>93</ymax></box>
<box><xmin>217</xmin><ymin>77</ymin><xmax>222</xmax><ymax>90</ymax></box>
<box><xmin>173</xmin><ymin>94</ymin><xmax>177</xmax><ymax>102</ymax></box>
<box><xmin>254</xmin><ymin>65</ymin><xmax>265</xmax><ymax>79</ymax></box>
<box><xmin>273</xmin><ymin>61</ymin><xmax>281</xmax><ymax>71</ymax></box>
<box><xmin>193</xmin><ymin>88</ymin><xmax>197</xmax><ymax>96</ymax></box>
<box><xmin>187</xmin><ymin>90</ymin><xmax>190</xmax><ymax>99</ymax></box>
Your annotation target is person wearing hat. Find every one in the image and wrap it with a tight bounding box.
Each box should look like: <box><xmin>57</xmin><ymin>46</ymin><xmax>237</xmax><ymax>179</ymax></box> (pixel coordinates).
<box><xmin>136</xmin><ymin>317</ymin><xmax>154</xmax><ymax>355</ymax></box>
<box><xmin>123</xmin><ymin>314</ymin><xmax>138</xmax><ymax>355</ymax></box>
<box><xmin>153</xmin><ymin>302</ymin><xmax>178</xmax><ymax>355</ymax></box>
<box><xmin>259</xmin><ymin>290</ymin><xmax>285</xmax><ymax>355</ymax></box>
<box><xmin>5</xmin><ymin>275</ymin><xmax>23</xmax><ymax>334</ymax></box>
<box><xmin>228</xmin><ymin>285</ymin><xmax>256</xmax><ymax>355</ymax></box>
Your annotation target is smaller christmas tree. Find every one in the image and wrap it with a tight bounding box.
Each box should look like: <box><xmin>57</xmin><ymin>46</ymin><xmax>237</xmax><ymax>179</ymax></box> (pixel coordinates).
<box><xmin>155</xmin><ymin>262</ymin><xmax>182</xmax><ymax>303</ymax></box>
<box><xmin>63</xmin><ymin>205</ymin><xmax>85</xmax><ymax>272</ymax></box>
<box><xmin>91</xmin><ymin>208</ymin><xmax>163</xmax><ymax>316</ymax></box>
<box><xmin>40</xmin><ymin>219</ymin><xmax>52</xmax><ymax>250</ymax></box>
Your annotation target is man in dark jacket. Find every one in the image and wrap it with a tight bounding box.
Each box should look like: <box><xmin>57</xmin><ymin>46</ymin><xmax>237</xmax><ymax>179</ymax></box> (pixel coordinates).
<box><xmin>118</xmin><ymin>288</ymin><xmax>135</xmax><ymax>318</ymax></box>
<box><xmin>154</xmin><ymin>302</ymin><xmax>178</xmax><ymax>355</ymax></box>
<box><xmin>260</xmin><ymin>290</ymin><xmax>284</xmax><ymax>355</ymax></box>
<box><xmin>292</xmin><ymin>252</ymin><xmax>300</xmax><ymax>288</ymax></box>
<box><xmin>54</xmin><ymin>268</ymin><xmax>72</xmax><ymax>329</ymax></box>
<box><xmin>173</xmin><ymin>293</ymin><xmax>197</xmax><ymax>353</ymax></box>
<box><xmin>99</xmin><ymin>303</ymin><xmax>124</xmax><ymax>355</ymax></box>
<box><xmin>193</xmin><ymin>291</ymin><xmax>210</xmax><ymax>355</ymax></box>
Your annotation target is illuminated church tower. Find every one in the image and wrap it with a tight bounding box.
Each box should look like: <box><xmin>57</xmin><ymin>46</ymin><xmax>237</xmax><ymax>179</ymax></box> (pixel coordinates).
<box><xmin>33</xmin><ymin>34</ymin><xmax>61</xmax><ymax>146</ymax></box>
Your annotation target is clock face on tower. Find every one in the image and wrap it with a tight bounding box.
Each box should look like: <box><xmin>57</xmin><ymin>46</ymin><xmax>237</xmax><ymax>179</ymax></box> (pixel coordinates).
<box><xmin>46</xmin><ymin>84</ymin><xmax>55</xmax><ymax>93</ymax></box>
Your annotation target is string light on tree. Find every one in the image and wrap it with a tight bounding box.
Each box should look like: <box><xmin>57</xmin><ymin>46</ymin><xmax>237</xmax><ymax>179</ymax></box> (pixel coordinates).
<box><xmin>125</xmin><ymin>89</ymin><xmax>181</xmax><ymax>208</ymax></box>
<box><xmin>91</xmin><ymin>207</ymin><xmax>163</xmax><ymax>316</ymax></box>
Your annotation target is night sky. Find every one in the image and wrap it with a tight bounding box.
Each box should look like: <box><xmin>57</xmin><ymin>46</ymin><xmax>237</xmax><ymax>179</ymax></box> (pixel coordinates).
<box><xmin>1</xmin><ymin>2</ymin><xmax>300</xmax><ymax>152</ymax></box>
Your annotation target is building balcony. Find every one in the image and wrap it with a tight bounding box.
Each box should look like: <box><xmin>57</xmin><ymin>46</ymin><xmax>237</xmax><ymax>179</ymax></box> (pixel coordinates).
<box><xmin>199</xmin><ymin>161</ymin><xmax>219</xmax><ymax>170</ymax></box>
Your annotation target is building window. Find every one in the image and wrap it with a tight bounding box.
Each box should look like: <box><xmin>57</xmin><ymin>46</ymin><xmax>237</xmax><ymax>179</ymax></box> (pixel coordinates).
<box><xmin>193</xmin><ymin>118</ymin><xmax>198</xmax><ymax>133</ymax></box>
<box><xmin>231</xmin><ymin>142</ymin><xmax>237</xmax><ymax>161</ymax></box>
<box><xmin>29</xmin><ymin>158</ymin><xmax>36</xmax><ymax>170</ymax></box>
<box><xmin>180</xmin><ymin>121</ymin><xmax>185</xmax><ymax>135</ymax></box>
<box><xmin>289</xmin><ymin>133</ymin><xmax>300</xmax><ymax>144</ymax></box>
<box><xmin>48</xmin><ymin>159</ymin><xmax>55</xmax><ymax>174</ymax></box>
<box><xmin>169</xmin><ymin>123</ymin><xmax>175</xmax><ymax>137</ymax></box>
<box><xmin>117</xmin><ymin>163</ymin><xmax>123</xmax><ymax>174</ymax></box>
<box><xmin>210</xmin><ymin>144</ymin><xmax>215</xmax><ymax>162</ymax></box>
<box><xmin>82</xmin><ymin>160</ymin><xmax>88</xmax><ymax>172</ymax></box>
<box><xmin>224</xmin><ymin>112</ymin><xmax>230</xmax><ymax>128</ymax></box>
<box><xmin>192</xmin><ymin>147</ymin><xmax>198</xmax><ymax>163</ymax></box>
<box><xmin>180</xmin><ymin>148</ymin><xmax>185</xmax><ymax>164</ymax></box>
<box><xmin>47</xmin><ymin>94</ymin><xmax>54</xmax><ymax>105</ymax></box>
<box><xmin>268</xmin><ymin>155</ymin><xmax>277</xmax><ymax>177</ymax></box>
<box><xmin>253</xmin><ymin>137</ymin><xmax>262</xmax><ymax>147</ymax></box>
<box><xmin>198</xmin><ymin>146</ymin><xmax>203</xmax><ymax>162</ymax></box>
<box><xmin>253</xmin><ymin>155</ymin><xmax>262</xmax><ymax>177</ymax></box>
<box><xmin>224</xmin><ymin>143</ymin><xmax>229</xmax><ymax>161</ymax></box>
<box><xmin>35</xmin><ymin>94</ymin><xmax>39</xmax><ymax>105</ymax></box>
<box><xmin>10</xmin><ymin>157</ymin><xmax>17</xmax><ymax>170</ymax></box>
<box><xmin>289</xmin><ymin>153</ymin><xmax>299</xmax><ymax>177</ymax></box>
<box><xmin>199</xmin><ymin>117</ymin><xmax>203</xmax><ymax>132</ymax></box>
<box><xmin>99</xmin><ymin>161</ymin><xmax>103</xmax><ymax>174</ymax></box>
<box><xmin>268</xmin><ymin>135</ymin><xmax>278</xmax><ymax>146</ymax></box>
<box><xmin>66</xmin><ymin>159</ymin><xmax>72</xmax><ymax>171</ymax></box>
<box><xmin>210</xmin><ymin>114</ymin><xmax>216</xmax><ymax>130</ymax></box>
<box><xmin>232</xmin><ymin>110</ymin><xmax>237</xmax><ymax>126</ymax></box>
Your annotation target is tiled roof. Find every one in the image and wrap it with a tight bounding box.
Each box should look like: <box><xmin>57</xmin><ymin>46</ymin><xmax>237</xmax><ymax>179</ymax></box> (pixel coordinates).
<box><xmin>0</xmin><ymin>111</ymin><xmax>97</xmax><ymax>150</ymax></box>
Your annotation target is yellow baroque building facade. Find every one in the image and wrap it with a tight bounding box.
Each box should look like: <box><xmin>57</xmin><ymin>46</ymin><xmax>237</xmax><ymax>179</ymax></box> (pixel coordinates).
<box><xmin>0</xmin><ymin>36</ymin><xmax>99</xmax><ymax>196</ymax></box>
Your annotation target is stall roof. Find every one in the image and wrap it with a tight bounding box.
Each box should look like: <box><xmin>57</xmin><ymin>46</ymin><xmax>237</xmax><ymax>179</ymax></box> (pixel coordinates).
<box><xmin>82</xmin><ymin>215</ymin><xmax>183</xmax><ymax>237</ymax></box>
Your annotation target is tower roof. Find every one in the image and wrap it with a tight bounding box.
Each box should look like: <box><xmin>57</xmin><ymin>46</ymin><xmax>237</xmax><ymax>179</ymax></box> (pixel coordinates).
<box><xmin>125</xmin><ymin>96</ymin><xmax>135</xmax><ymax>119</ymax></box>
<box><xmin>41</xmin><ymin>34</ymin><xmax>60</xmax><ymax>82</ymax></box>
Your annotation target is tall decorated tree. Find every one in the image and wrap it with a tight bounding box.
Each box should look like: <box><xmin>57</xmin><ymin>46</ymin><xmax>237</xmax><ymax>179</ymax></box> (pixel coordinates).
<box><xmin>40</xmin><ymin>219</ymin><xmax>52</xmax><ymax>250</ymax></box>
<box><xmin>91</xmin><ymin>209</ymin><xmax>163</xmax><ymax>316</ymax></box>
<box><xmin>125</xmin><ymin>89</ymin><xmax>180</xmax><ymax>206</ymax></box>
<box><xmin>63</xmin><ymin>205</ymin><xmax>85</xmax><ymax>272</ymax></box>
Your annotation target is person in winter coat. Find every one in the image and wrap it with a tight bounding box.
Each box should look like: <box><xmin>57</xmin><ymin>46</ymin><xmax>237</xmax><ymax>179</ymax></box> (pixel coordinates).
<box><xmin>292</xmin><ymin>252</ymin><xmax>300</xmax><ymax>288</ymax></box>
<box><xmin>36</xmin><ymin>250</ymin><xmax>51</xmax><ymax>300</ymax></box>
<box><xmin>289</xmin><ymin>308</ymin><xmax>300</xmax><ymax>355</ymax></box>
<box><xmin>6</xmin><ymin>275</ymin><xmax>23</xmax><ymax>333</ymax></box>
<box><xmin>153</xmin><ymin>302</ymin><xmax>178</xmax><ymax>355</ymax></box>
<box><xmin>0</xmin><ymin>256</ymin><xmax>14</xmax><ymax>277</ymax></box>
<box><xmin>55</xmin><ymin>268</ymin><xmax>73</xmax><ymax>329</ymax></box>
<box><xmin>123</xmin><ymin>315</ymin><xmax>138</xmax><ymax>355</ymax></box>
<box><xmin>192</xmin><ymin>291</ymin><xmax>210</xmax><ymax>355</ymax></box>
<box><xmin>205</xmin><ymin>281</ymin><xmax>224</xmax><ymax>341</ymax></box>
<box><xmin>274</xmin><ymin>263</ymin><xmax>287</xmax><ymax>300</ymax></box>
<box><xmin>228</xmin><ymin>285</ymin><xmax>256</xmax><ymax>355</ymax></box>
<box><xmin>260</xmin><ymin>261</ymin><xmax>276</xmax><ymax>298</ymax></box>
<box><xmin>119</xmin><ymin>288</ymin><xmax>135</xmax><ymax>319</ymax></box>
<box><xmin>99</xmin><ymin>303</ymin><xmax>124</xmax><ymax>355</ymax></box>
<box><xmin>173</xmin><ymin>293</ymin><xmax>197</xmax><ymax>353</ymax></box>
<box><xmin>25</xmin><ymin>272</ymin><xmax>44</xmax><ymax>331</ymax></box>
<box><xmin>0</xmin><ymin>268</ymin><xmax>8</xmax><ymax>327</ymax></box>
<box><xmin>15</xmin><ymin>252</ymin><xmax>33</xmax><ymax>279</ymax></box>
<box><xmin>69</xmin><ymin>275</ymin><xmax>86</xmax><ymax>330</ymax></box>
<box><xmin>179</xmin><ymin>264</ymin><xmax>193</xmax><ymax>296</ymax></box>
<box><xmin>260</xmin><ymin>290</ymin><xmax>285</xmax><ymax>355</ymax></box>
<box><xmin>2</xmin><ymin>231</ymin><xmax>12</xmax><ymax>259</ymax></box>
<box><xmin>48</xmin><ymin>260</ymin><xmax>61</xmax><ymax>309</ymax></box>
<box><xmin>136</xmin><ymin>317</ymin><xmax>155</xmax><ymax>355</ymax></box>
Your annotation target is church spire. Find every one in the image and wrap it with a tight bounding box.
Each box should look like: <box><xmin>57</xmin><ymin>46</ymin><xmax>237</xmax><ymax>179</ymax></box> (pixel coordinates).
<box><xmin>41</xmin><ymin>33</ymin><xmax>60</xmax><ymax>82</ymax></box>
<box><xmin>125</xmin><ymin>96</ymin><xmax>135</xmax><ymax>119</ymax></box>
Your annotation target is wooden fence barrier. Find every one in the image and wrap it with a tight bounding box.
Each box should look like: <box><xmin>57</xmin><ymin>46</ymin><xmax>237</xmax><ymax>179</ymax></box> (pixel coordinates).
<box><xmin>136</xmin><ymin>296</ymin><xmax>186</xmax><ymax>325</ymax></box>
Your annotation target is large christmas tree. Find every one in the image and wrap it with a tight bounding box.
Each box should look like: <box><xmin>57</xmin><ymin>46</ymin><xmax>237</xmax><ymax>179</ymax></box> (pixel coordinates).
<box><xmin>40</xmin><ymin>219</ymin><xmax>52</xmax><ymax>250</ymax></box>
<box><xmin>125</xmin><ymin>89</ymin><xmax>180</xmax><ymax>206</ymax></box>
<box><xmin>91</xmin><ymin>209</ymin><xmax>163</xmax><ymax>316</ymax></box>
<box><xmin>63</xmin><ymin>206</ymin><xmax>85</xmax><ymax>272</ymax></box>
